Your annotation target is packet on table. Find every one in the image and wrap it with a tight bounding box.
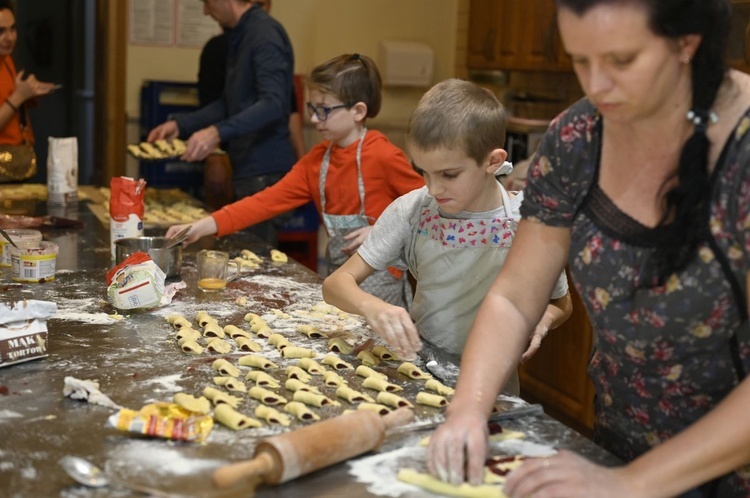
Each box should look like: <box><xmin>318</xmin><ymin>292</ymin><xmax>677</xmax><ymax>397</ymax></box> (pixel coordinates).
<box><xmin>109</xmin><ymin>176</ymin><xmax>146</xmax><ymax>259</ymax></box>
<box><xmin>106</xmin><ymin>252</ymin><xmax>166</xmax><ymax>310</ymax></box>
<box><xmin>0</xmin><ymin>300</ymin><xmax>57</xmax><ymax>368</ymax></box>
<box><xmin>106</xmin><ymin>402</ymin><xmax>213</xmax><ymax>442</ymax></box>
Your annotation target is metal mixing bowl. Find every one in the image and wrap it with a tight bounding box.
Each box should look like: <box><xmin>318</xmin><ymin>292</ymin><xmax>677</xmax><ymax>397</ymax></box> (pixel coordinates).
<box><xmin>114</xmin><ymin>236</ymin><xmax>182</xmax><ymax>278</ymax></box>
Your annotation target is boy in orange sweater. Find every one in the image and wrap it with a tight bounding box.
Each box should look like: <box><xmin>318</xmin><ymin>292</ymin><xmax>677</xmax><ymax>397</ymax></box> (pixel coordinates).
<box><xmin>167</xmin><ymin>53</ymin><xmax>423</xmax><ymax>307</ymax></box>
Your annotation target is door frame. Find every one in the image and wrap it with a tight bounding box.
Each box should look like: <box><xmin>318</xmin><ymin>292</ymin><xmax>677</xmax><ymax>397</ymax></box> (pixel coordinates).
<box><xmin>94</xmin><ymin>0</ymin><xmax>127</xmax><ymax>186</ymax></box>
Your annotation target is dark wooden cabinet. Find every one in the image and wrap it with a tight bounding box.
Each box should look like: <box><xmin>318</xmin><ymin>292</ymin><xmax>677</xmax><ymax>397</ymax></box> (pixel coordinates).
<box><xmin>729</xmin><ymin>1</ymin><xmax>750</xmax><ymax>73</ymax></box>
<box><xmin>519</xmin><ymin>269</ymin><xmax>595</xmax><ymax>436</ymax></box>
<box><xmin>467</xmin><ymin>0</ymin><xmax>571</xmax><ymax>71</ymax></box>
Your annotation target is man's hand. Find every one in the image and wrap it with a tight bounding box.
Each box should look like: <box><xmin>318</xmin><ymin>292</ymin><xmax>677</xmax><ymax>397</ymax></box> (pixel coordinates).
<box><xmin>147</xmin><ymin>120</ymin><xmax>179</xmax><ymax>142</ymax></box>
<box><xmin>182</xmin><ymin>125</ymin><xmax>221</xmax><ymax>162</ymax></box>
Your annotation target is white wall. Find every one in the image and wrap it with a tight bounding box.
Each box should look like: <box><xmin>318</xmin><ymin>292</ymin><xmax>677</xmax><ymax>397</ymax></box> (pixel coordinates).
<box><xmin>126</xmin><ymin>0</ymin><xmax>459</xmax><ymax>125</ymax></box>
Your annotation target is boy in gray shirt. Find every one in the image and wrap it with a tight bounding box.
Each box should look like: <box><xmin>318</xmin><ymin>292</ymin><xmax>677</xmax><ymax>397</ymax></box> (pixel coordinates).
<box><xmin>322</xmin><ymin>79</ymin><xmax>571</xmax><ymax>395</ymax></box>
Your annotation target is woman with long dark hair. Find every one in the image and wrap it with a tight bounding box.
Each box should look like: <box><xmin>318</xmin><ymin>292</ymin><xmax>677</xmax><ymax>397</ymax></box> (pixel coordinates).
<box><xmin>428</xmin><ymin>1</ymin><xmax>750</xmax><ymax>496</ymax></box>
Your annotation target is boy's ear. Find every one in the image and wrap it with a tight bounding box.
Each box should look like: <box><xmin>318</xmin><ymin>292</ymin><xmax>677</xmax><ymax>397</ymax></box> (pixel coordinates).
<box><xmin>485</xmin><ymin>148</ymin><xmax>509</xmax><ymax>174</ymax></box>
<box><xmin>351</xmin><ymin>102</ymin><xmax>368</xmax><ymax>122</ymax></box>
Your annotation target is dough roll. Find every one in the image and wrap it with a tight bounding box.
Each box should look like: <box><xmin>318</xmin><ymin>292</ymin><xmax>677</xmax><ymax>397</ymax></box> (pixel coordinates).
<box><xmin>235</xmin><ymin>336</ymin><xmax>262</xmax><ymax>352</ymax></box>
<box><xmin>214</xmin><ymin>404</ymin><xmax>262</xmax><ymax>431</ymax></box>
<box><xmin>327</xmin><ymin>337</ymin><xmax>353</xmax><ymax>354</ymax></box>
<box><xmin>336</xmin><ymin>385</ymin><xmax>375</xmax><ymax>403</ymax></box>
<box><xmin>206</xmin><ymin>338</ymin><xmax>233</xmax><ymax>354</ymax></box>
<box><xmin>270</xmin><ymin>249</ymin><xmax>288</xmax><ymax>262</ymax></box>
<box><xmin>238</xmin><ymin>354</ymin><xmax>278</xmax><ymax>370</ymax></box>
<box><xmin>415</xmin><ymin>391</ymin><xmax>448</xmax><ymax>407</ymax></box>
<box><xmin>321</xmin><ymin>353</ymin><xmax>354</xmax><ymax>370</ymax></box>
<box><xmin>284</xmin><ymin>378</ymin><xmax>320</xmax><ymax>393</ymax></box>
<box><xmin>296</xmin><ymin>324</ymin><xmax>327</xmax><ymax>339</ymax></box>
<box><xmin>202</xmin><ymin>387</ymin><xmax>241</xmax><ymax>408</ymax></box>
<box><xmin>297</xmin><ymin>358</ymin><xmax>325</xmax><ymax>374</ymax></box>
<box><xmin>424</xmin><ymin>379</ymin><xmax>456</xmax><ymax>396</ymax></box>
<box><xmin>281</xmin><ymin>346</ymin><xmax>317</xmax><ymax>359</ymax></box>
<box><xmin>362</xmin><ymin>376</ymin><xmax>403</xmax><ymax>393</ymax></box>
<box><xmin>211</xmin><ymin>359</ymin><xmax>241</xmax><ymax>378</ymax></box>
<box><xmin>355</xmin><ymin>365</ymin><xmax>388</xmax><ymax>381</ymax></box>
<box><xmin>356</xmin><ymin>402</ymin><xmax>391</xmax><ymax>416</ymax></box>
<box><xmin>285</xmin><ymin>366</ymin><xmax>313</xmax><ymax>383</ymax></box>
<box><xmin>372</xmin><ymin>345</ymin><xmax>397</xmax><ymax>360</ymax></box>
<box><xmin>376</xmin><ymin>391</ymin><xmax>413</xmax><ymax>409</ymax></box>
<box><xmin>175</xmin><ymin>328</ymin><xmax>201</xmax><ymax>342</ymax></box>
<box><xmin>268</xmin><ymin>333</ymin><xmax>291</xmax><ymax>350</ymax></box>
<box><xmin>213</xmin><ymin>376</ymin><xmax>247</xmax><ymax>393</ymax></box>
<box><xmin>171</xmin><ymin>316</ymin><xmax>192</xmax><ymax>330</ymax></box>
<box><xmin>180</xmin><ymin>340</ymin><xmax>204</xmax><ymax>354</ymax></box>
<box><xmin>357</xmin><ymin>350</ymin><xmax>380</xmax><ymax>367</ymax></box>
<box><xmin>283</xmin><ymin>401</ymin><xmax>320</xmax><ymax>421</ymax></box>
<box><xmin>203</xmin><ymin>322</ymin><xmax>225</xmax><ymax>339</ymax></box>
<box><xmin>245</xmin><ymin>371</ymin><xmax>280</xmax><ymax>388</ymax></box>
<box><xmin>292</xmin><ymin>390</ymin><xmax>339</xmax><ymax>407</ymax></box>
<box><xmin>323</xmin><ymin>371</ymin><xmax>348</xmax><ymax>387</ymax></box>
<box><xmin>224</xmin><ymin>325</ymin><xmax>251</xmax><ymax>339</ymax></box>
<box><xmin>249</xmin><ymin>386</ymin><xmax>288</xmax><ymax>405</ymax></box>
<box><xmin>173</xmin><ymin>393</ymin><xmax>211</xmax><ymax>414</ymax></box>
<box><xmin>397</xmin><ymin>362</ymin><xmax>433</xmax><ymax>380</ymax></box>
<box><xmin>254</xmin><ymin>405</ymin><xmax>291</xmax><ymax>426</ymax></box>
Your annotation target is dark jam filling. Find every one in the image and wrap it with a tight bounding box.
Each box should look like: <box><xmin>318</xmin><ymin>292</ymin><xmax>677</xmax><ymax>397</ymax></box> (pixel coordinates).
<box><xmin>485</xmin><ymin>456</ymin><xmax>525</xmax><ymax>477</ymax></box>
<box><xmin>487</xmin><ymin>421</ymin><xmax>503</xmax><ymax>435</ymax></box>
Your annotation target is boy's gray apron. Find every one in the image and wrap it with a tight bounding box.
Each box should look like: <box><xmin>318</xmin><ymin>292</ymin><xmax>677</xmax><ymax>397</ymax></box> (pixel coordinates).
<box><xmin>410</xmin><ymin>184</ymin><xmax>520</xmax><ymax>394</ymax></box>
<box><xmin>319</xmin><ymin>128</ymin><xmax>408</xmax><ymax>308</ymax></box>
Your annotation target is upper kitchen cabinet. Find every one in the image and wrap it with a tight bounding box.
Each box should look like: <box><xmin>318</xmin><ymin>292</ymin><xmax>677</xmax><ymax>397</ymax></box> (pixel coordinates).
<box><xmin>729</xmin><ymin>1</ymin><xmax>750</xmax><ymax>73</ymax></box>
<box><xmin>467</xmin><ymin>0</ymin><xmax>571</xmax><ymax>71</ymax></box>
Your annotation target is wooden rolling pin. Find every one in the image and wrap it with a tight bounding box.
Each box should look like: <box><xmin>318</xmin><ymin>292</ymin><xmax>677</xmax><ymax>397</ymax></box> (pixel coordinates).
<box><xmin>213</xmin><ymin>407</ymin><xmax>414</xmax><ymax>489</ymax></box>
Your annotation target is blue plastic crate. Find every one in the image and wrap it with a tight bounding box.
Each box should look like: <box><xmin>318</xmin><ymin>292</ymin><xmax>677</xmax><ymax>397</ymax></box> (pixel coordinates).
<box><xmin>140</xmin><ymin>81</ymin><xmax>203</xmax><ymax>199</ymax></box>
<box><xmin>139</xmin><ymin>160</ymin><xmax>204</xmax><ymax>199</ymax></box>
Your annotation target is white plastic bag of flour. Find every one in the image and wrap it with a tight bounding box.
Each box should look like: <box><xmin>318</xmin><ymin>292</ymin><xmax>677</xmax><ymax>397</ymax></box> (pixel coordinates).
<box><xmin>47</xmin><ymin>137</ymin><xmax>78</xmax><ymax>205</ymax></box>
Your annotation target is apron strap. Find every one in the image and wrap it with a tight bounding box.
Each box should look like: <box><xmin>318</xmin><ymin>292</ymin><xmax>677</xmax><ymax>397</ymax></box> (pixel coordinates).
<box><xmin>498</xmin><ymin>182</ymin><xmax>514</xmax><ymax>219</ymax></box>
<box><xmin>319</xmin><ymin>127</ymin><xmax>367</xmax><ymax>221</ymax></box>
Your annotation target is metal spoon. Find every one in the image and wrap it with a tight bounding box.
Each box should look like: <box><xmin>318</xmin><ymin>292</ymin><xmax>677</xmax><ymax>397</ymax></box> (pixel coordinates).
<box><xmin>162</xmin><ymin>225</ymin><xmax>191</xmax><ymax>249</ymax></box>
<box><xmin>59</xmin><ymin>455</ymin><xmax>182</xmax><ymax>497</ymax></box>
<box><xmin>0</xmin><ymin>228</ymin><xmax>18</xmax><ymax>249</ymax></box>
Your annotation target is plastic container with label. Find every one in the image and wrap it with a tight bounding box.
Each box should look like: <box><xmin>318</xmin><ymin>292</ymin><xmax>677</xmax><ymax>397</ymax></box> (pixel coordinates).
<box><xmin>10</xmin><ymin>241</ymin><xmax>59</xmax><ymax>283</ymax></box>
<box><xmin>0</xmin><ymin>229</ymin><xmax>42</xmax><ymax>267</ymax></box>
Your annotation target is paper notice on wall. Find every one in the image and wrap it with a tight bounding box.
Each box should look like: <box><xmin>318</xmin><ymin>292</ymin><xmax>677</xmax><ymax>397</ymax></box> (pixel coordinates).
<box><xmin>176</xmin><ymin>0</ymin><xmax>221</xmax><ymax>48</ymax></box>
<box><xmin>129</xmin><ymin>0</ymin><xmax>175</xmax><ymax>46</ymax></box>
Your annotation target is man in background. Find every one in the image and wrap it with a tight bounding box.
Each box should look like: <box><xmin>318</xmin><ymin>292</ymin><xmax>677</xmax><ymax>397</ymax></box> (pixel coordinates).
<box><xmin>197</xmin><ymin>0</ymin><xmax>305</xmax><ymax>211</ymax></box>
<box><xmin>148</xmin><ymin>0</ymin><xmax>295</xmax><ymax>245</ymax></box>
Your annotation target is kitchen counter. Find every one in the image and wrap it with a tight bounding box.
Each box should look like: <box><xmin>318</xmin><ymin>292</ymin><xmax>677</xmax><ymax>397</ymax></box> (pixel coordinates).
<box><xmin>0</xmin><ymin>199</ymin><xmax>619</xmax><ymax>498</ymax></box>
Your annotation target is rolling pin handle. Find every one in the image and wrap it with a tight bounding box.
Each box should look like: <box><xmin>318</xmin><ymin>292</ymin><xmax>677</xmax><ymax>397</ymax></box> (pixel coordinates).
<box><xmin>382</xmin><ymin>407</ymin><xmax>414</xmax><ymax>430</ymax></box>
<box><xmin>212</xmin><ymin>450</ymin><xmax>275</xmax><ymax>489</ymax></box>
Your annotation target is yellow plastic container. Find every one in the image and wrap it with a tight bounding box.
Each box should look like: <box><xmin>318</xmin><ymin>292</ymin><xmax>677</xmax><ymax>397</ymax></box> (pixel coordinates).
<box><xmin>0</xmin><ymin>229</ymin><xmax>42</xmax><ymax>267</ymax></box>
<box><xmin>10</xmin><ymin>241</ymin><xmax>59</xmax><ymax>283</ymax></box>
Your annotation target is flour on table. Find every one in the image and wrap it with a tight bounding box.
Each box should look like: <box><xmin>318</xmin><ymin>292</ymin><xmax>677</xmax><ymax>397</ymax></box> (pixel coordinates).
<box><xmin>349</xmin><ymin>445</ymin><xmax>428</xmax><ymax>497</ymax></box>
<box><xmin>109</xmin><ymin>443</ymin><xmax>222</xmax><ymax>477</ymax></box>
<box><xmin>20</xmin><ymin>466</ymin><xmax>37</xmax><ymax>479</ymax></box>
<box><xmin>53</xmin><ymin>311</ymin><xmax>122</xmax><ymax>324</ymax></box>
<box><xmin>140</xmin><ymin>374</ymin><xmax>183</xmax><ymax>393</ymax></box>
<box><xmin>51</xmin><ymin>296</ymin><xmax>123</xmax><ymax>324</ymax></box>
<box><xmin>495</xmin><ymin>439</ymin><xmax>557</xmax><ymax>457</ymax></box>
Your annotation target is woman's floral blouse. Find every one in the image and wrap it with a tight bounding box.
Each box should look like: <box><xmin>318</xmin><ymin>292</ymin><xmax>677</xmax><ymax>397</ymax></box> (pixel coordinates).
<box><xmin>521</xmin><ymin>98</ymin><xmax>750</xmax><ymax>496</ymax></box>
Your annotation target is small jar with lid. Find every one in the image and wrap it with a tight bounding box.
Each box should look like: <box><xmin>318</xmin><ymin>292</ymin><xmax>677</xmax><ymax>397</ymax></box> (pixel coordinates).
<box><xmin>0</xmin><ymin>229</ymin><xmax>42</xmax><ymax>267</ymax></box>
<box><xmin>9</xmin><ymin>241</ymin><xmax>59</xmax><ymax>283</ymax></box>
